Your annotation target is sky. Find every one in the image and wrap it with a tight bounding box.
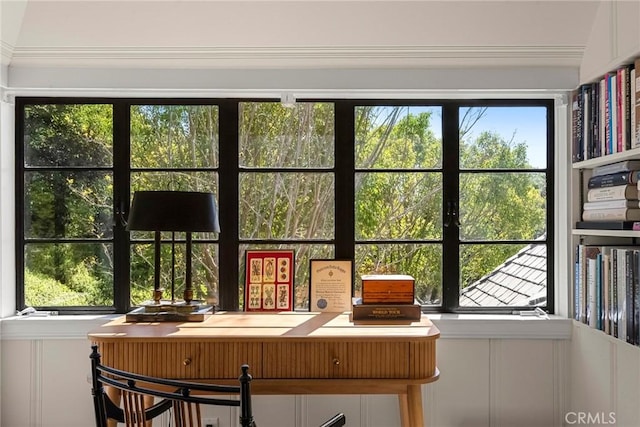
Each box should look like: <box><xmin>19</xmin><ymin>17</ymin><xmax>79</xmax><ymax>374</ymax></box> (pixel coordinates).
<box><xmin>408</xmin><ymin>106</ymin><xmax>548</xmax><ymax>169</ymax></box>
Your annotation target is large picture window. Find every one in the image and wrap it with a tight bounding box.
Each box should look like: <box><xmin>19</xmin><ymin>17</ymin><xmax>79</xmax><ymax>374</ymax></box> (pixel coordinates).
<box><xmin>15</xmin><ymin>98</ymin><xmax>553</xmax><ymax>314</ymax></box>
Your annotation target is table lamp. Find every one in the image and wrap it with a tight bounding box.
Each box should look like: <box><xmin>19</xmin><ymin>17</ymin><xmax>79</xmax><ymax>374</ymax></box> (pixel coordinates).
<box><xmin>127</xmin><ymin>191</ymin><xmax>220</xmax><ymax>309</ymax></box>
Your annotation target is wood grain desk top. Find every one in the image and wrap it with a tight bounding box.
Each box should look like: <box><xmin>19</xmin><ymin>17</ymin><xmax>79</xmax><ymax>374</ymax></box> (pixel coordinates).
<box><xmin>88</xmin><ymin>311</ymin><xmax>441</xmax><ymax>342</ymax></box>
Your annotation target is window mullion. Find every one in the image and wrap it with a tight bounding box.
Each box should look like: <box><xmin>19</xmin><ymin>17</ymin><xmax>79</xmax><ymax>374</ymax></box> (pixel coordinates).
<box><xmin>442</xmin><ymin>102</ymin><xmax>461</xmax><ymax>312</ymax></box>
<box><xmin>113</xmin><ymin>101</ymin><xmax>131</xmax><ymax>312</ymax></box>
<box><xmin>218</xmin><ymin>100</ymin><xmax>240</xmax><ymax>311</ymax></box>
<box><xmin>335</xmin><ymin>102</ymin><xmax>355</xmax><ymax>263</ymax></box>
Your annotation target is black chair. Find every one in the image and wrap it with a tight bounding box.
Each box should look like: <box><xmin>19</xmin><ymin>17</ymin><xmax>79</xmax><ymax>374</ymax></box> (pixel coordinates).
<box><xmin>90</xmin><ymin>344</ymin><xmax>255</xmax><ymax>427</ymax></box>
<box><xmin>90</xmin><ymin>345</ymin><xmax>346</xmax><ymax>427</ymax></box>
<box><xmin>319</xmin><ymin>413</ymin><xmax>346</xmax><ymax>427</ymax></box>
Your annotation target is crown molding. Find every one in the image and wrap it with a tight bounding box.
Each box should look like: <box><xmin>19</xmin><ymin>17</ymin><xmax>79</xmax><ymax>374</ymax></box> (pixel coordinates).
<box><xmin>0</xmin><ymin>41</ymin><xmax>13</xmax><ymax>66</ymax></box>
<box><xmin>8</xmin><ymin>44</ymin><xmax>585</xmax><ymax>68</ymax></box>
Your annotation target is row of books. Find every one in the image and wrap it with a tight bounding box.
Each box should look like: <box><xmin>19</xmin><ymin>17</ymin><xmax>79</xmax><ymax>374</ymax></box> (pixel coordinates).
<box><xmin>574</xmin><ymin>245</ymin><xmax>640</xmax><ymax>345</ymax></box>
<box><xmin>581</xmin><ymin>160</ymin><xmax>640</xmax><ymax>223</ymax></box>
<box><xmin>571</xmin><ymin>58</ymin><xmax>640</xmax><ymax>163</ymax></box>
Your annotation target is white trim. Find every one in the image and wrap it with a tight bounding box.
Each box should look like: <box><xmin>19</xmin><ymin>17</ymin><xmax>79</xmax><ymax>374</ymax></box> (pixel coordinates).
<box><xmin>8</xmin><ymin>45</ymin><xmax>584</xmax><ymax>69</ymax></box>
<box><xmin>6</xmin><ymin>66</ymin><xmax>579</xmax><ymax>96</ymax></box>
<box><xmin>0</xmin><ymin>314</ymin><xmax>573</xmax><ymax>341</ymax></box>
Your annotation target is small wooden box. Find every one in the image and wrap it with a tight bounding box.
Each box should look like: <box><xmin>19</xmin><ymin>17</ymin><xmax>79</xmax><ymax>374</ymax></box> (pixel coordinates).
<box><xmin>361</xmin><ymin>274</ymin><xmax>415</xmax><ymax>304</ymax></box>
<box><xmin>351</xmin><ymin>302</ymin><xmax>421</xmax><ymax>321</ymax></box>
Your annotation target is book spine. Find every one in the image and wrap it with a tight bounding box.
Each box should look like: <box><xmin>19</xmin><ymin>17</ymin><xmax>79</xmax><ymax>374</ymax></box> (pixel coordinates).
<box><xmin>588</xmin><ymin>257</ymin><xmax>597</xmax><ymax>328</ymax></box>
<box><xmin>605</xmin><ymin>74</ymin><xmax>614</xmax><ymax>154</ymax></box>
<box><xmin>624</xmin><ymin>66</ymin><xmax>632</xmax><ymax>150</ymax></box>
<box><xmin>612</xmin><ymin>249</ymin><xmax>618</xmax><ymax>337</ymax></box>
<box><xmin>587</xmin><ymin>185</ymin><xmax>637</xmax><ymax>202</ymax></box>
<box><xmin>617</xmin><ymin>248</ymin><xmax>627</xmax><ymax>341</ymax></box>
<box><xmin>583</xmin><ymin>199</ymin><xmax>640</xmax><ymax>210</ymax></box>
<box><xmin>572</xmin><ymin>90</ymin><xmax>582</xmax><ymax>162</ymax></box>
<box><xmin>617</xmin><ymin>69</ymin><xmax>623</xmax><ymax>152</ymax></box>
<box><xmin>592</xmin><ymin>160</ymin><xmax>640</xmax><ymax>176</ymax></box>
<box><xmin>627</xmin><ymin>250</ymin><xmax>635</xmax><ymax>344</ymax></box>
<box><xmin>632</xmin><ymin>67</ymin><xmax>638</xmax><ymax>147</ymax></box>
<box><xmin>587</xmin><ymin>171</ymin><xmax>637</xmax><ymax>188</ymax></box>
<box><xmin>582</xmin><ymin>208</ymin><xmax>640</xmax><ymax>221</ymax></box>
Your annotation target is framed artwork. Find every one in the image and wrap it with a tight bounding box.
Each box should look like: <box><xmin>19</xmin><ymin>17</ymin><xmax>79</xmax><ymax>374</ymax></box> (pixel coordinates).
<box><xmin>244</xmin><ymin>249</ymin><xmax>295</xmax><ymax>312</ymax></box>
<box><xmin>309</xmin><ymin>259</ymin><xmax>353</xmax><ymax>312</ymax></box>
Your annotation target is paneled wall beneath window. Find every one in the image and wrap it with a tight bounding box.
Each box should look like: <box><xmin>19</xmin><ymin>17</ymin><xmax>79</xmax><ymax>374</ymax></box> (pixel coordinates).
<box><xmin>1</xmin><ymin>320</ymin><xmax>571</xmax><ymax>427</ymax></box>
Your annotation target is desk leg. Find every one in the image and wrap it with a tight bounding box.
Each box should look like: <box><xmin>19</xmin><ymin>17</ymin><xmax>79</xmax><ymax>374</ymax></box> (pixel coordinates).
<box><xmin>398</xmin><ymin>392</ymin><xmax>411</xmax><ymax>427</ymax></box>
<box><xmin>407</xmin><ymin>384</ymin><xmax>425</xmax><ymax>427</ymax></box>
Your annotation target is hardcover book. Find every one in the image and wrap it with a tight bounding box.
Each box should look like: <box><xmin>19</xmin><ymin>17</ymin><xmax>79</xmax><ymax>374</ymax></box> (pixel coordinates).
<box><xmin>586</xmin><ymin>185</ymin><xmax>638</xmax><ymax>202</ymax></box>
<box><xmin>582</xmin><ymin>208</ymin><xmax>640</xmax><ymax>222</ymax></box>
<box><xmin>576</xmin><ymin>221</ymin><xmax>639</xmax><ymax>230</ymax></box>
<box><xmin>592</xmin><ymin>160</ymin><xmax>640</xmax><ymax>177</ymax></box>
<box><xmin>587</xmin><ymin>171</ymin><xmax>639</xmax><ymax>188</ymax></box>
<box><xmin>583</xmin><ymin>199</ymin><xmax>640</xmax><ymax>210</ymax></box>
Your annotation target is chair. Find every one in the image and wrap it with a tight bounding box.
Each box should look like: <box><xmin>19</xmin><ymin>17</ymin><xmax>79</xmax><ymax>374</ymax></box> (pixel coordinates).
<box><xmin>90</xmin><ymin>345</ymin><xmax>255</xmax><ymax>427</ymax></box>
<box><xmin>319</xmin><ymin>413</ymin><xmax>346</xmax><ymax>427</ymax></box>
<box><xmin>90</xmin><ymin>345</ymin><xmax>346</xmax><ymax>427</ymax></box>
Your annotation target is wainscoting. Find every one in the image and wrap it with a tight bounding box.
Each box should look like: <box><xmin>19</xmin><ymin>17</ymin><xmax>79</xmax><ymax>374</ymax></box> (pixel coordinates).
<box><xmin>1</xmin><ymin>315</ymin><xmax>577</xmax><ymax>427</ymax></box>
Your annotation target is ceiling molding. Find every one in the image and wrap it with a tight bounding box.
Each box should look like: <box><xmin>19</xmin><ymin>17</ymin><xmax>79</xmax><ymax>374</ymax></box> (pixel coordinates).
<box><xmin>8</xmin><ymin>44</ymin><xmax>585</xmax><ymax>68</ymax></box>
<box><xmin>0</xmin><ymin>41</ymin><xmax>13</xmax><ymax>66</ymax></box>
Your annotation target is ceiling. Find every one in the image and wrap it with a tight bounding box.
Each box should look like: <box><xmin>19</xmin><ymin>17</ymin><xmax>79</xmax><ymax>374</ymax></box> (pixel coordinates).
<box><xmin>1</xmin><ymin>0</ymin><xmax>602</xmax><ymax>70</ymax></box>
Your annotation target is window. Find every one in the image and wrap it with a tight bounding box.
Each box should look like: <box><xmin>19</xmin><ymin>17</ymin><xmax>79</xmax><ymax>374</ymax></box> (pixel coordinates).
<box><xmin>16</xmin><ymin>98</ymin><xmax>553</xmax><ymax>314</ymax></box>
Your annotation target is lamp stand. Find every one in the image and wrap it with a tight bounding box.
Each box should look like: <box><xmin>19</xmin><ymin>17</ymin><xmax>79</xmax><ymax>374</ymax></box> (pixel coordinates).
<box><xmin>184</xmin><ymin>231</ymin><xmax>193</xmax><ymax>304</ymax></box>
<box><xmin>153</xmin><ymin>230</ymin><xmax>163</xmax><ymax>304</ymax></box>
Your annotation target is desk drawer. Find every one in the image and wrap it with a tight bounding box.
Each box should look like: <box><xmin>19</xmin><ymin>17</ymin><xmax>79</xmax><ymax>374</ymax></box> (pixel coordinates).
<box><xmin>262</xmin><ymin>342</ymin><xmax>410</xmax><ymax>379</ymax></box>
<box><xmin>94</xmin><ymin>341</ymin><xmax>262</xmax><ymax>379</ymax></box>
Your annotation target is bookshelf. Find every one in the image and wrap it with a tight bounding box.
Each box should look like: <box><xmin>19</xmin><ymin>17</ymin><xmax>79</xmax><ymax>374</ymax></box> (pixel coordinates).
<box><xmin>570</xmin><ymin>59</ymin><xmax>640</xmax><ymax>343</ymax></box>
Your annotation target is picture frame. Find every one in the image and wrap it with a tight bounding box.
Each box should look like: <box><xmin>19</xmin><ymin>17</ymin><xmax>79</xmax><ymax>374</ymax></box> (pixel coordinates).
<box><xmin>244</xmin><ymin>249</ymin><xmax>295</xmax><ymax>312</ymax></box>
<box><xmin>309</xmin><ymin>259</ymin><xmax>353</xmax><ymax>312</ymax></box>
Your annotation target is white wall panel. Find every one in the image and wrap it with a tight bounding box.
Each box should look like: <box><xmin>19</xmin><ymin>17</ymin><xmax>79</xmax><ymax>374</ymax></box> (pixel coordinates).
<box><xmin>615</xmin><ymin>339</ymin><xmax>640</xmax><ymax>426</ymax></box>
<box><xmin>430</xmin><ymin>339</ymin><xmax>490</xmax><ymax>427</ymax></box>
<box><xmin>490</xmin><ymin>340</ymin><xmax>557</xmax><ymax>427</ymax></box>
<box><xmin>569</xmin><ymin>322</ymin><xmax>640</xmax><ymax>427</ymax></box>
<box><xmin>41</xmin><ymin>340</ymin><xmax>93</xmax><ymax>427</ymax></box>
<box><xmin>1</xmin><ymin>340</ymin><xmax>33</xmax><ymax>427</ymax></box>
<box><xmin>0</xmin><ymin>333</ymin><xmax>570</xmax><ymax>427</ymax></box>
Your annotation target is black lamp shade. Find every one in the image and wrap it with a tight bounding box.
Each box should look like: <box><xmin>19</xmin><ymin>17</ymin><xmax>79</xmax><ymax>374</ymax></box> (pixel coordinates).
<box><xmin>127</xmin><ymin>191</ymin><xmax>220</xmax><ymax>233</ymax></box>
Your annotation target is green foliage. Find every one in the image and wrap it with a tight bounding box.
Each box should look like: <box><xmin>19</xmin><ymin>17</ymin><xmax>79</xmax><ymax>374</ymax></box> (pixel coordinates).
<box><xmin>24</xmin><ymin>102</ymin><xmax>546</xmax><ymax>309</ymax></box>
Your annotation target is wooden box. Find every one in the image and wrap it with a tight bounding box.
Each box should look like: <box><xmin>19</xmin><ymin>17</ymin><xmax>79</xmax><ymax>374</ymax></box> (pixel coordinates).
<box><xmin>361</xmin><ymin>274</ymin><xmax>415</xmax><ymax>304</ymax></box>
<box><xmin>351</xmin><ymin>302</ymin><xmax>421</xmax><ymax>321</ymax></box>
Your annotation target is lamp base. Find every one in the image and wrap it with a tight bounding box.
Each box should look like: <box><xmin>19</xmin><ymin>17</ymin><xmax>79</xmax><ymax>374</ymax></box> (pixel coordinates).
<box><xmin>126</xmin><ymin>301</ymin><xmax>213</xmax><ymax>322</ymax></box>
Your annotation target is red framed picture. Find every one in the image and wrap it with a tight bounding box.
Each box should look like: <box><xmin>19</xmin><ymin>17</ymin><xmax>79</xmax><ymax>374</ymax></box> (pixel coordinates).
<box><xmin>244</xmin><ymin>249</ymin><xmax>295</xmax><ymax>312</ymax></box>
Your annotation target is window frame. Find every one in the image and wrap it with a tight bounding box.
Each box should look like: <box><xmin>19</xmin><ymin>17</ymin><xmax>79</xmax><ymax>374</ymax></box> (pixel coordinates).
<box><xmin>15</xmin><ymin>97</ymin><xmax>554</xmax><ymax>314</ymax></box>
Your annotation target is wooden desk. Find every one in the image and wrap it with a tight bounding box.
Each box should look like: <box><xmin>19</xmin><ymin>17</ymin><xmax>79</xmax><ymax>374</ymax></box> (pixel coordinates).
<box><xmin>88</xmin><ymin>311</ymin><xmax>440</xmax><ymax>427</ymax></box>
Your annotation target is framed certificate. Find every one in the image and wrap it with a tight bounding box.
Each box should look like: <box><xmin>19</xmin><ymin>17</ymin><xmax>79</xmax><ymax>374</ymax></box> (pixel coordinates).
<box><xmin>309</xmin><ymin>259</ymin><xmax>353</xmax><ymax>312</ymax></box>
<box><xmin>244</xmin><ymin>249</ymin><xmax>294</xmax><ymax>312</ymax></box>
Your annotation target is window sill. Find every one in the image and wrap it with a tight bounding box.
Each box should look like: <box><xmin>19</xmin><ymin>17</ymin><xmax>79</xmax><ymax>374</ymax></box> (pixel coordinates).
<box><xmin>0</xmin><ymin>313</ymin><xmax>572</xmax><ymax>340</ymax></box>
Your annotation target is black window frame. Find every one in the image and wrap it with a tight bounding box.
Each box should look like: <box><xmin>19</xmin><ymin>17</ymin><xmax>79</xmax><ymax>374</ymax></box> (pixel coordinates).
<box><xmin>15</xmin><ymin>97</ymin><xmax>554</xmax><ymax>314</ymax></box>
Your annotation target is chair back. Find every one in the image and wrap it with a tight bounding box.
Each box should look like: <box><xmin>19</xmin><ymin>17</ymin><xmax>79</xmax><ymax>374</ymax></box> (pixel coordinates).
<box><xmin>90</xmin><ymin>344</ymin><xmax>254</xmax><ymax>427</ymax></box>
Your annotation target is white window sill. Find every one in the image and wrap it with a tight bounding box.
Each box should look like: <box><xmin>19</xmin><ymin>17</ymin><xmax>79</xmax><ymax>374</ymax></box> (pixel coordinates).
<box><xmin>0</xmin><ymin>313</ymin><xmax>572</xmax><ymax>340</ymax></box>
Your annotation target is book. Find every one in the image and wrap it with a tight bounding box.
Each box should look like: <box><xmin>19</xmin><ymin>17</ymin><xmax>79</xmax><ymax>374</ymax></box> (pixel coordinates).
<box><xmin>635</xmin><ymin>58</ymin><xmax>640</xmax><ymax>147</ymax></box>
<box><xmin>583</xmin><ymin>199</ymin><xmax>640</xmax><ymax>210</ymax></box>
<box><xmin>575</xmin><ymin>221</ymin><xmax>639</xmax><ymax>230</ymax></box>
<box><xmin>572</xmin><ymin>89</ymin><xmax>584</xmax><ymax>162</ymax></box>
<box><xmin>587</xmin><ymin>170</ymin><xmax>639</xmax><ymax>188</ymax></box>
<box><xmin>351</xmin><ymin>302</ymin><xmax>421</xmax><ymax>321</ymax></box>
<box><xmin>582</xmin><ymin>208</ymin><xmax>640</xmax><ymax>222</ymax></box>
<box><xmin>586</xmin><ymin>184</ymin><xmax>638</xmax><ymax>201</ymax></box>
<box><xmin>632</xmin><ymin>67</ymin><xmax>638</xmax><ymax>147</ymax></box>
<box><xmin>592</xmin><ymin>160</ymin><xmax>640</xmax><ymax>177</ymax></box>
